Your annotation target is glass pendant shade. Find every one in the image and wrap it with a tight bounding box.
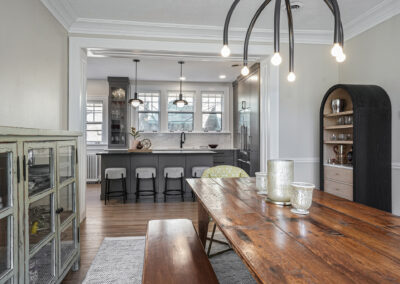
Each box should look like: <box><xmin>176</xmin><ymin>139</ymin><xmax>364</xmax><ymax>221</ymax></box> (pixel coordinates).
<box><xmin>174</xmin><ymin>61</ymin><xmax>188</xmax><ymax>108</ymax></box>
<box><xmin>129</xmin><ymin>59</ymin><xmax>142</xmax><ymax>108</ymax></box>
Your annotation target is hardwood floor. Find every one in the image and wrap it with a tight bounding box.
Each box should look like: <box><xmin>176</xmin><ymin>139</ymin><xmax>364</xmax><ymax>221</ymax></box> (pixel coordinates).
<box><xmin>62</xmin><ymin>184</ymin><xmax>199</xmax><ymax>283</ymax></box>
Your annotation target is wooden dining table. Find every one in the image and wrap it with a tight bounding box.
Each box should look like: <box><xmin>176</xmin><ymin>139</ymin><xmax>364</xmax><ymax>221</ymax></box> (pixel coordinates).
<box><xmin>186</xmin><ymin>177</ymin><xmax>400</xmax><ymax>284</ymax></box>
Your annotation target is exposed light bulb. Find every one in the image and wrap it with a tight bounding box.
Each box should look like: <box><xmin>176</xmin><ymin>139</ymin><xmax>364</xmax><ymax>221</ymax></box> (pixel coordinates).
<box><xmin>241</xmin><ymin>66</ymin><xmax>250</xmax><ymax>76</ymax></box>
<box><xmin>331</xmin><ymin>43</ymin><xmax>343</xmax><ymax>57</ymax></box>
<box><xmin>131</xmin><ymin>100</ymin><xmax>141</xmax><ymax>108</ymax></box>
<box><xmin>221</xmin><ymin>45</ymin><xmax>231</xmax><ymax>57</ymax></box>
<box><xmin>287</xmin><ymin>72</ymin><xmax>296</xmax><ymax>82</ymax></box>
<box><xmin>336</xmin><ymin>52</ymin><xmax>346</xmax><ymax>63</ymax></box>
<box><xmin>271</xmin><ymin>52</ymin><xmax>282</xmax><ymax>66</ymax></box>
<box><xmin>176</xmin><ymin>101</ymin><xmax>185</xmax><ymax>108</ymax></box>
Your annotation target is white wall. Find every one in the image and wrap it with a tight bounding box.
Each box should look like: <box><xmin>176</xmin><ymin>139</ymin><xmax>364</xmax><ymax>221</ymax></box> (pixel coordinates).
<box><xmin>87</xmin><ymin>79</ymin><xmax>234</xmax><ymax>149</ymax></box>
<box><xmin>338</xmin><ymin>14</ymin><xmax>400</xmax><ymax>215</ymax></box>
<box><xmin>278</xmin><ymin>43</ymin><xmax>339</xmax><ymax>185</ymax></box>
<box><xmin>0</xmin><ymin>0</ymin><xmax>68</xmax><ymax>129</ymax></box>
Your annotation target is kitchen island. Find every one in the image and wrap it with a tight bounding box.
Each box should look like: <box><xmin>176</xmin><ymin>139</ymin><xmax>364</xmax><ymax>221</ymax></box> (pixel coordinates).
<box><xmin>96</xmin><ymin>150</ymin><xmax>216</xmax><ymax>201</ymax></box>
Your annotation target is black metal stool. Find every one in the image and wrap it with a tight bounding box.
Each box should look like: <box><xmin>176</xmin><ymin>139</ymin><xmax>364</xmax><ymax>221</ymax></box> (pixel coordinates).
<box><xmin>104</xmin><ymin>168</ymin><xmax>127</xmax><ymax>205</ymax></box>
<box><xmin>163</xmin><ymin>167</ymin><xmax>185</xmax><ymax>202</ymax></box>
<box><xmin>135</xmin><ymin>167</ymin><xmax>157</xmax><ymax>202</ymax></box>
<box><xmin>191</xmin><ymin>166</ymin><xmax>210</xmax><ymax>201</ymax></box>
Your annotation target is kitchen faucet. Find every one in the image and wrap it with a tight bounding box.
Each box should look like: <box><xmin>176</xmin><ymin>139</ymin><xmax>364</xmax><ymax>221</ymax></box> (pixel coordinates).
<box><xmin>180</xmin><ymin>132</ymin><xmax>186</xmax><ymax>149</ymax></box>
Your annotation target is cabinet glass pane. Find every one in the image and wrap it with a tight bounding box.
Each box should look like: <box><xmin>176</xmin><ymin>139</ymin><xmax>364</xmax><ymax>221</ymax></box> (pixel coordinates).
<box><xmin>29</xmin><ymin>195</ymin><xmax>53</xmax><ymax>250</ymax></box>
<box><xmin>29</xmin><ymin>240</ymin><xmax>55</xmax><ymax>284</ymax></box>
<box><xmin>59</xmin><ymin>183</ymin><xmax>75</xmax><ymax>224</ymax></box>
<box><xmin>0</xmin><ymin>216</ymin><xmax>11</xmax><ymax>277</ymax></box>
<box><xmin>0</xmin><ymin>152</ymin><xmax>12</xmax><ymax>210</ymax></box>
<box><xmin>110</xmin><ymin>87</ymin><xmax>127</xmax><ymax>146</ymax></box>
<box><xmin>58</xmin><ymin>146</ymin><xmax>75</xmax><ymax>184</ymax></box>
<box><xmin>28</xmin><ymin>148</ymin><xmax>54</xmax><ymax>196</ymax></box>
<box><xmin>60</xmin><ymin>221</ymin><xmax>76</xmax><ymax>267</ymax></box>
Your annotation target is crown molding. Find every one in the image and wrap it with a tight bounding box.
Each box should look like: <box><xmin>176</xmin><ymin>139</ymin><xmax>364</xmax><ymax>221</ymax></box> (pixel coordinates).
<box><xmin>40</xmin><ymin>0</ymin><xmax>77</xmax><ymax>30</ymax></box>
<box><xmin>69</xmin><ymin>18</ymin><xmax>332</xmax><ymax>45</ymax></box>
<box><xmin>43</xmin><ymin>0</ymin><xmax>400</xmax><ymax>44</ymax></box>
<box><xmin>344</xmin><ymin>0</ymin><xmax>400</xmax><ymax>40</ymax></box>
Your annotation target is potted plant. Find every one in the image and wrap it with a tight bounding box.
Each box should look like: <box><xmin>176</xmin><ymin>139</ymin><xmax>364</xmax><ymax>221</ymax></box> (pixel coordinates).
<box><xmin>129</xmin><ymin>127</ymin><xmax>141</xmax><ymax>149</ymax></box>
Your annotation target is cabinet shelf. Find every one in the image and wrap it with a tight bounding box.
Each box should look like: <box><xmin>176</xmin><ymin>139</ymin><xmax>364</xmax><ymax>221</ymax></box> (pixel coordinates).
<box><xmin>324</xmin><ymin>110</ymin><xmax>353</xmax><ymax>117</ymax></box>
<box><xmin>324</xmin><ymin>125</ymin><xmax>353</xmax><ymax>130</ymax></box>
<box><xmin>324</xmin><ymin>140</ymin><xmax>353</xmax><ymax>145</ymax></box>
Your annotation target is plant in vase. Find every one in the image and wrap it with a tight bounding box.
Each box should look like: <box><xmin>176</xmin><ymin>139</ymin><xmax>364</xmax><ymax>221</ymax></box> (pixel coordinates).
<box><xmin>129</xmin><ymin>127</ymin><xmax>141</xmax><ymax>149</ymax></box>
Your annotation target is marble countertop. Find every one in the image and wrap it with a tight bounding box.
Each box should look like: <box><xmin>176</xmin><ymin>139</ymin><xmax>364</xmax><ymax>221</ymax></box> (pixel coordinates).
<box><xmin>97</xmin><ymin>149</ymin><xmax>217</xmax><ymax>155</ymax></box>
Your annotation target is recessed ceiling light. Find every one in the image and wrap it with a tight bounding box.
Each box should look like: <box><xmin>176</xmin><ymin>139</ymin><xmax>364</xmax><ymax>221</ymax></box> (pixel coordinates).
<box><xmin>219</xmin><ymin>75</ymin><xmax>227</xmax><ymax>79</ymax></box>
<box><xmin>179</xmin><ymin>76</ymin><xmax>186</xmax><ymax>81</ymax></box>
<box><xmin>250</xmin><ymin>75</ymin><xmax>258</xmax><ymax>81</ymax></box>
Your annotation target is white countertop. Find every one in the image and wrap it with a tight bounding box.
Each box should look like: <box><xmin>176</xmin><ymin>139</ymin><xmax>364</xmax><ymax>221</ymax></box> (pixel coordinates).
<box><xmin>324</xmin><ymin>163</ymin><xmax>353</xmax><ymax>170</ymax></box>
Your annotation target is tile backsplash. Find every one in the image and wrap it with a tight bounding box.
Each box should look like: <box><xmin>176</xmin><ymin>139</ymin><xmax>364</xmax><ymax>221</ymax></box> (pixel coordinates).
<box><xmin>136</xmin><ymin>133</ymin><xmax>233</xmax><ymax>149</ymax></box>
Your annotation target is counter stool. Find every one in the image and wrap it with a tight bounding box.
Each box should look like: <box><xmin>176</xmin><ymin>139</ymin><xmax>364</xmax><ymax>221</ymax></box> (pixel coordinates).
<box><xmin>135</xmin><ymin>167</ymin><xmax>157</xmax><ymax>202</ymax></box>
<box><xmin>104</xmin><ymin>168</ymin><xmax>127</xmax><ymax>205</ymax></box>
<box><xmin>191</xmin><ymin>167</ymin><xmax>210</xmax><ymax>201</ymax></box>
<box><xmin>163</xmin><ymin>167</ymin><xmax>185</xmax><ymax>202</ymax></box>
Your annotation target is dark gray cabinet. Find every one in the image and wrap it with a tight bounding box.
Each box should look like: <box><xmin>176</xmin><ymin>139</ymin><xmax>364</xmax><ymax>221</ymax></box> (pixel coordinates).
<box><xmin>99</xmin><ymin>152</ymin><xmax>214</xmax><ymax>202</ymax></box>
<box><xmin>212</xmin><ymin>150</ymin><xmax>237</xmax><ymax>166</ymax></box>
<box><xmin>233</xmin><ymin>64</ymin><xmax>260</xmax><ymax>176</ymax></box>
<box><xmin>108</xmin><ymin>77</ymin><xmax>130</xmax><ymax>149</ymax></box>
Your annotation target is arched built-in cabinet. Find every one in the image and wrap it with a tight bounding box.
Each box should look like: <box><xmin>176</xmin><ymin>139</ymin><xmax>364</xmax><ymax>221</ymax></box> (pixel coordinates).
<box><xmin>320</xmin><ymin>84</ymin><xmax>391</xmax><ymax>212</ymax></box>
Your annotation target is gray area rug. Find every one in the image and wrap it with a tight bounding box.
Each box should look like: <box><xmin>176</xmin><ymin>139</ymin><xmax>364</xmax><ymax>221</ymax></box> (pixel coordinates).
<box><xmin>83</xmin><ymin>233</ymin><xmax>256</xmax><ymax>284</ymax></box>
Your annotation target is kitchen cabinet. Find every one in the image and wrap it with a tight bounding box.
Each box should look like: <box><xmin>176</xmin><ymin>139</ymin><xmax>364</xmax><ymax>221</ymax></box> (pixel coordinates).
<box><xmin>108</xmin><ymin>77</ymin><xmax>130</xmax><ymax>149</ymax></box>
<box><xmin>0</xmin><ymin>127</ymin><xmax>80</xmax><ymax>284</ymax></box>
<box><xmin>320</xmin><ymin>84</ymin><xmax>391</xmax><ymax>212</ymax></box>
<box><xmin>212</xmin><ymin>150</ymin><xmax>237</xmax><ymax>166</ymax></box>
<box><xmin>233</xmin><ymin>64</ymin><xmax>260</xmax><ymax>176</ymax></box>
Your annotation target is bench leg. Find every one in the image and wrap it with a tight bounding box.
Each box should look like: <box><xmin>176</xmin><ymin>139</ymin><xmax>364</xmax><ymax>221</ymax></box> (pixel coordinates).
<box><xmin>197</xmin><ymin>201</ymin><xmax>209</xmax><ymax>248</ymax></box>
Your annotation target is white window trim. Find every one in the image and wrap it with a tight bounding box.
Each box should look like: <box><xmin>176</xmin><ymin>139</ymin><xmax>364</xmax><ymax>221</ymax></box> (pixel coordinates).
<box><xmin>131</xmin><ymin>83</ymin><xmax>231</xmax><ymax>134</ymax></box>
<box><xmin>167</xmin><ymin>90</ymin><xmax>196</xmax><ymax>133</ymax></box>
<box><xmin>86</xmin><ymin>96</ymin><xmax>108</xmax><ymax>145</ymax></box>
<box><xmin>137</xmin><ymin>91</ymin><xmax>161</xmax><ymax>133</ymax></box>
<box><xmin>200</xmin><ymin>91</ymin><xmax>224</xmax><ymax>133</ymax></box>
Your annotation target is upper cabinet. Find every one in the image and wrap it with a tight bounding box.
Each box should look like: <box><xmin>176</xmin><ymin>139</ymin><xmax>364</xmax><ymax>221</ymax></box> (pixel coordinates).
<box><xmin>320</xmin><ymin>84</ymin><xmax>392</xmax><ymax>212</ymax></box>
<box><xmin>108</xmin><ymin>77</ymin><xmax>130</xmax><ymax>149</ymax></box>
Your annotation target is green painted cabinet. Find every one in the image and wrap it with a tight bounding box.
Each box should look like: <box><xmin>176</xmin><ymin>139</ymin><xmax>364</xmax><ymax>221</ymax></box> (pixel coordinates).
<box><xmin>0</xmin><ymin>127</ymin><xmax>80</xmax><ymax>284</ymax></box>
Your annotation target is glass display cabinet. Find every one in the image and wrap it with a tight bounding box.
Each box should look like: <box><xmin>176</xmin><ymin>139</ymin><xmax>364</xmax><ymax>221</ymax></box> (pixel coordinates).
<box><xmin>0</xmin><ymin>143</ymin><xmax>18</xmax><ymax>284</ymax></box>
<box><xmin>0</xmin><ymin>127</ymin><xmax>80</xmax><ymax>284</ymax></box>
<box><xmin>108</xmin><ymin>77</ymin><xmax>130</xmax><ymax>148</ymax></box>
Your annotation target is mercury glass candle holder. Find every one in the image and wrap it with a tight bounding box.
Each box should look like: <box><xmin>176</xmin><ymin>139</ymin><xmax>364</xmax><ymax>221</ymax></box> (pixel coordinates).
<box><xmin>267</xmin><ymin>160</ymin><xmax>294</xmax><ymax>205</ymax></box>
<box><xmin>290</xmin><ymin>182</ymin><xmax>315</xmax><ymax>215</ymax></box>
<box><xmin>255</xmin><ymin>172</ymin><xmax>268</xmax><ymax>195</ymax></box>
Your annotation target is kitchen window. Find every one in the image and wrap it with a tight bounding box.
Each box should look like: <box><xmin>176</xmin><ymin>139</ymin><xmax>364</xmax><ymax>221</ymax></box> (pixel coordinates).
<box><xmin>201</xmin><ymin>92</ymin><xmax>223</xmax><ymax>132</ymax></box>
<box><xmin>167</xmin><ymin>91</ymin><xmax>194</xmax><ymax>132</ymax></box>
<box><xmin>86</xmin><ymin>100</ymin><xmax>105</xmax><ymax>144</ymax></box>
<box><xmin>138</xmin><ymin>92</ymin><xmax>160</xmax><ymax>132</ymax></box>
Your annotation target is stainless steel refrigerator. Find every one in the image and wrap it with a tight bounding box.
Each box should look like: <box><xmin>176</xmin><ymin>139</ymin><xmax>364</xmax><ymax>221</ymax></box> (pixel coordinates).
<box><xmin>233</xmin><ymin>64</ymin><xmax>260</xmax><ymax>176</ymax></box>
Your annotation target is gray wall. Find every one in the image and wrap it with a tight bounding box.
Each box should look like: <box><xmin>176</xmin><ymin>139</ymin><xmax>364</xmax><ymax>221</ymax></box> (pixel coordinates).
<box><xmin>338</xmin><ymin>14</ymin><xmax>400</xmax><ymax>215</ymax></box>
<box><xmin>0</xmin><ymin>0</ymin><xmax>68</xmax><ymax>130</ymax></box>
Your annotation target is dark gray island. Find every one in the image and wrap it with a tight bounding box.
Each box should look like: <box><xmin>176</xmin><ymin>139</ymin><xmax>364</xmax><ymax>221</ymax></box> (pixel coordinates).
<box><xmin>96</xmin><ymin>150</ymin><xmax>217</xmax><ymax>201</ymax></box>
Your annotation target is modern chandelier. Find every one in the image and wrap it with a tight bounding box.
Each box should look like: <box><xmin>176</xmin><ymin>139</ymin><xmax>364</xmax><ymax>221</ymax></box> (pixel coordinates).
<box><xmin>221</xmin><ymin>0</ymin><xmax>345</xmax><ymax>82</ymax></box>
<box><xmin>173</xmin><ymin>61</ymin><xmax>188</xmax><ymax>108</ymax></box>
<box><xmin>128</xmin><ymin>59</ymin><xmax>143</xmax><ymax>107</ymax></box>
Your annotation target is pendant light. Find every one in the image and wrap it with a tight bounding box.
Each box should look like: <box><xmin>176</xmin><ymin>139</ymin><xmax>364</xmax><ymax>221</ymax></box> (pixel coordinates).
<box><xmin>128</xmin><ymin>59</ymin><xmax>143</xmax><ymax>108</ymax></box>
<box><xmin>222</xmin><ymin>0</ymin><xmax>346</xmax><ymax>82</ymax></box>
<box><xmin>173</xmin><ymin>61</ymin><xmax>188</xmax><ymax>108</ymax></box>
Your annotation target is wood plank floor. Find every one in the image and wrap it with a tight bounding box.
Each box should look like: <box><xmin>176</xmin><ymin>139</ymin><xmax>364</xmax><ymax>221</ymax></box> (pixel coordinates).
<box><xmin>62</xmin><ymin>184</ymin><xmax>198</xmax><ymax>283</ymax></box>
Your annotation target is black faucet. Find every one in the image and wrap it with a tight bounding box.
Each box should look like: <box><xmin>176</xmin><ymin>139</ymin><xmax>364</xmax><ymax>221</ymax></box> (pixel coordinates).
<box><xmin>180</xmin><ymin>132</ymin><xmax>186</xmax><ymax>149</ymax></box>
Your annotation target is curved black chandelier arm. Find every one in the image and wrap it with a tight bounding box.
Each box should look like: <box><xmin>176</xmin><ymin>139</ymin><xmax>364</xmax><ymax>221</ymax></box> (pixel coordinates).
<box><xmin>273</xmin><ymin>0</ymin><xmax>282</xmax><ymax>53</ymax></box>
<box><xmin>243</xmin><ymin>0</ymin><xmax>272</xmax><ymax>65</ymax></box>
<box><xmin>223</xmin><ymin>0</ymin><xmax>241</xmax><ymax>45</ymax></box>
<box><xmin>322</xmin><ymin>0</ymin><xmax>344</xmax><ymax>46</ymax></box>
<box><xmin>285</xmin><ymin>0</ymin><xmax>294</xmax><ymax>72</ymax></box>
<box><xmin>326</xmin><ymin>0</ymin><xmax>342</xmax><ymax>44</ymax></box>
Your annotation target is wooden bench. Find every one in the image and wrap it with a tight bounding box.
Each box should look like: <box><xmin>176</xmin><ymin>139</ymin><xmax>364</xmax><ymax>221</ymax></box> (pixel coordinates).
<box><xmin>142</xmin><ymin>219</ymin><xmax>219</xmax><ymax>284</ymax></box>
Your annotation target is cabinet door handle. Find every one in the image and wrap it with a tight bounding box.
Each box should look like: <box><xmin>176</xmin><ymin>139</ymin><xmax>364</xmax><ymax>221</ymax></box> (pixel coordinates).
<box><xmin>56</xmin><ymin>208</ymin><xmax>64</xmax><ymax>214</ymax></box>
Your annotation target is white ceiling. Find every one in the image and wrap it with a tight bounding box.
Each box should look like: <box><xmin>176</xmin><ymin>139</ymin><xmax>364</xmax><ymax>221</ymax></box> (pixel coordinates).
<box><xmin>59</xmin><ymin>0</ymin><xmax>383</xmax><ymax>30</ymax></box>
<box><xmin>87</xmin><ymin>56</ymin><xmax>246</xmax><ymax>82</ymax></box>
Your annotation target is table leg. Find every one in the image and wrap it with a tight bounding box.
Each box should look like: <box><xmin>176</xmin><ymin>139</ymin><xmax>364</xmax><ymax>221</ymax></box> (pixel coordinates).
<box><xmin>197</xmin><ymin>201</ymin><xmax>209</xmax><ymax>248</ymax></box>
